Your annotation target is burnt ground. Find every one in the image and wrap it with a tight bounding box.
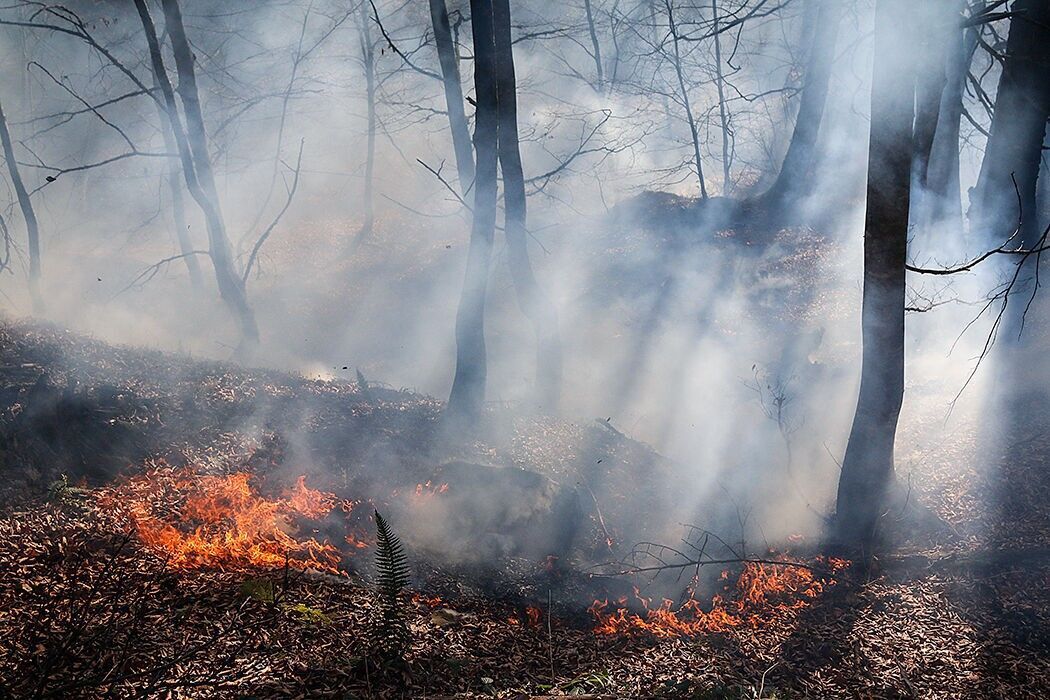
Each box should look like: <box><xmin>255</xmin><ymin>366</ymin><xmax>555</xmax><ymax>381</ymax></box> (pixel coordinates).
<box><xmin>0</xmin><ymin>318</ymin><xmax>1048</xmax><ymax>698</ymax></box>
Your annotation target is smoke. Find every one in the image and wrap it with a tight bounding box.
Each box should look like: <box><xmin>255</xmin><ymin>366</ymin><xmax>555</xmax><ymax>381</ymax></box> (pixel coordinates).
<box><xmin>0</xmin><ymin>0</ymin><xmax>1044</xmax><ymax>581</ymax></box>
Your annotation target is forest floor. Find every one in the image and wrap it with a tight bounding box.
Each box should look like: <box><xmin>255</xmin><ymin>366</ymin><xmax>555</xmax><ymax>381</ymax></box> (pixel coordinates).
<box><xmin>0</xmin><ymin>319</ymin><xmax>1048</xmax><ymax>698</ymax></box>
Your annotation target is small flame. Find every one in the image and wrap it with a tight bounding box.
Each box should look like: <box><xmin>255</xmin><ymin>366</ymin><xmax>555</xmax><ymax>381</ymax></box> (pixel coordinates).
<box><xmin>413</xmin><ymin>480</ymin><xmax>449</xmax><ymax>499</ymax></box>
<box><xmin>589</xmin><ymin>557</ymin><xmax>849</xmax><ymax>637</ymax></box>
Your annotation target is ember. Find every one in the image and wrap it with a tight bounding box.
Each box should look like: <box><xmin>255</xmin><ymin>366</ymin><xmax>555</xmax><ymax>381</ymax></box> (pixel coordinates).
<box><xmin>589</xmin><ymin>557</ymin><xmax>849</xmax><ymax>637</ymax></box>
<box><xmin>101</xmin><ymin>466</ymin><xmax>343</xmax><ymax>573</ymax></box>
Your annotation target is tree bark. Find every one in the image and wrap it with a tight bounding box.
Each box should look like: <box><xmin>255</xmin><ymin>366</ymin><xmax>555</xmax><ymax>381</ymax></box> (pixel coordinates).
<box><xmin>447</xmin><ymin>0</ymin><xmax>501</xmax><ymax>421</ymax></box>
<box><xmin>429</xmin><ymin>0</ymin><xmax>475</xmax><ymax>193</ymax></box>
<box><xmin>832</xmin><ymin>0</ymin><xmax>914</xmax><ymax>555</ymax></box>
<box><xmin>155</xmin><ymin>0</ymin><xmax>259</xmax><ymax>347</ymax></box>
<box><xmin>968</xmin><ymin>0</ymin><xmax>1050</xmax><ymax>247</ymax></box>
<box><xmin>492</xmin><ymin>0</ymin><xmax>564</xmax><ymax>413</ymax></box>
<box><xmin>0</xmin><ymin>98</ymin><xmax>43</xmax><ymax>313</ymax></box>
<box><xmin>758</xmin><ymin>0</ymin><xmax>840</xmax><ymax>211</ymax></box>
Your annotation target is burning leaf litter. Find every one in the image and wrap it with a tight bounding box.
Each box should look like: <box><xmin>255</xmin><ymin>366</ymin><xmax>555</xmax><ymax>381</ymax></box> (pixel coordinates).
<box><xmin>97</xmin><ymin>463</ymin><xmax>348</xmax><ymax>573</ymax></box>
<box><xmin>589</xmin><ymin>557</ymin><xmax>850</xmax><ymax>637</ymax></box>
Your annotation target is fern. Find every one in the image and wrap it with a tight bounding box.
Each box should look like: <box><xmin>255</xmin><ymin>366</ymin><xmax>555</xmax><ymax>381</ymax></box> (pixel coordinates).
<box><xmin>371</xmin><ymin>509</ymin><xmax>411</xmax><ymax>661</ymax></box>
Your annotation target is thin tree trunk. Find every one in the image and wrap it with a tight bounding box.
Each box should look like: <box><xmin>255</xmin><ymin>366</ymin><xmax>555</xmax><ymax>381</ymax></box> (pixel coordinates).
<box><xmin>447</xmin><ymin>0</ymin><xmax>500</xmax><ymax>421</ymax></box>
<box><xmin>832</xmin><ymin>0</ymin><xmax>914</xmax><ymax>555</ymax></box>
<box><xmin>583</xmin><ymin>0</ymin><xmax>604</xmax><ymax>89</ymax></box>
<box><xmin>156</xmin><ymin>0</ymin><xmax>259</xmax><ymax>347</ymax></box>
<box><xmin>152</xmin><ymin>73</ymin><xmax>203</xmax><ymax>288</ymax></box>
<box><xmin>968</xmin><ymin>0</ymin><xmax>1050</xmax><ymax>247</ymax></box>
<box><xmin>910</xmin><ymin>1</ymin><xmax>948</xmax><ymax>209</ymax></box>
<box><xmin>492</xmin><ymin>0</ymin><xmax>564</xmax><ymax>413</ymax></box>
<box><xmin>924</xmin><ymin>10</ymin><xmax>975</xmax><ymax>230</ymax></box>
<box><xmin>758</xmin><ymin>0</ymin><xmax>840</xmax><ymax>210</ymax></box>
<box><xmin>665</xmin><ymin>0</ymin><xmax>707</xmax><ymax>199</ymax></box>
<box><xmin>429</xmin><ymin>0</ymin><xmax>475</xmax><ymax>193</ymax></box>
<box><xmin>712</xmin><ymin>0</ymin><xmax>732</xmax><ymax>194</ymax></box>
<box><xmin>352</xmin><ymin>1</ymin><xmax>377</xmax><ymax>249</ymax></box>
<box><xmin>0</xmin><ymin>98</ymin><xmax>43</xmax><ymax>313</ymax></box>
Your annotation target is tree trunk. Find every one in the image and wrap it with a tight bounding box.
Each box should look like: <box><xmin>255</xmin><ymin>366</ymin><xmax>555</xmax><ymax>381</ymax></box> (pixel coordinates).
<box><xmin>968</xmin><ymin>0</ymin><xmax>1050</xmax><ymax>247</ymax></box>
<box><xmin>923</xmin><ymin>9</ymin><xmax>975</xmax><ymax>230</ymax></box>
<box><xmin>157</xmin><ymin>0</ymin><xmax>259</xmax><ymax>348</ymax></box>
<box><xmin>492</xmin><ymin>0</ymin><xmax>564</xmax><ymax>413</ymax></box>
<box><xmin>447</xmin><ymin>0</ymin><xmax>501</xmax><ymax>422</ymax></box>
<box><xmin>832</xmin><ymin>0</ymin><xmax>914</xmax><ymax>555</ymax></box>
<box><xmin>910</xmin><ymin>1</ymin><xmax>949</xmax><ymax>213</ymax></box>
<box><xmin>583</xmin><ymin>0</ymin><xmax>604</xmax><ymax>89</ymax></box>
<box><xmin>757</xmin><ymin>0</ymin><xmax>840</xmax><ymax>211</ymax></box>
<box><xmin>352</xmin><ymin>0</ymin><xmax>377</xmax><ymax>249</ymax></box>
<box><xmin>152</xmin><ymin>73</ymin><xmax>203</xmax><ymax>289</ymax></box>
<box><xmin>429</xmin><ymin>0</ymin><xmax>475</xmax><ymax>193</ymax></box>
<box><xmin>0</xmin><ymin>98</ymin><xmax>43</xmax><ymax>314</ymax></box>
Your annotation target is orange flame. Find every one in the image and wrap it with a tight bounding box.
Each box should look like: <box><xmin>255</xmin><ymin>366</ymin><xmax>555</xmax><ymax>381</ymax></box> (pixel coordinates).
<box><xmin>589</xmin><ymin>557</ymin><xmax>849</xmax><ymax>637</ymax></box>
<box><xmin>103</xmin><ymin>467</ymin><xmax>343</xmax><ymax>574</ymax></box>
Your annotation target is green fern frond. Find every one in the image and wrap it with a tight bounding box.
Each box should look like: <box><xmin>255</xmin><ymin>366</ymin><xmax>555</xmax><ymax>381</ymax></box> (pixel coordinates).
<box><xmin>371</xmin><ymin>509</ymin><xmax>411</xmax><ymax>661</ymax></box>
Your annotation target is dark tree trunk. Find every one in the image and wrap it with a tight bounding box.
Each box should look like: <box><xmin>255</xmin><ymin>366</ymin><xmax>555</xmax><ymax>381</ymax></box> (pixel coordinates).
<box><xmin>492</xmin><ymin>0</ymin><xmax>564</xmax><ymax>413</ymax></box>
<box><xmin>156</xmin><ymin>0</ymin><xmax>259</xmax><ymax>348</ymax></box>
<box><xmin>447</xmin><ymin>0</ymin><xmax>500</xmax><ymax>421</ymax></box>
<box><xmin>968</xmin><ymin>0</ymin><xmax>1050</xmax><ymax>247</ymax></box>
<box><xmin>429</xmin><ymin>0</ymin><xmax>475</xmax><ymax>193</ymax></box>
<box><xmin>0</xmin><ymin>98</ymin><xmax>43</xmax><ymax>313</ymax></box>
<box><xmin>832</xmin><ymin>0</ymin><xmax>915</xmax><ymax>555</ymax></box>
<box><xmin>757</xmin><ymin>0</ymin><xmax>841</xmax><ymax>211</ymax></box>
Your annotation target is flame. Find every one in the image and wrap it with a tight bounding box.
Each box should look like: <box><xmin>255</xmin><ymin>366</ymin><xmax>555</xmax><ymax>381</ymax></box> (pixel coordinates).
<box><xmin>344</xmin><ymin>533</ymin><xmax>370</xmax><ymax>549</ymax></box>
<box><xmin>413</xmin><ymin>480</ymin><xmax>449</xmax><ymax>498</ymax></box>
<box><xmin>102</xmin><ymin>466</ymin><xmax>342</xmax><ymax>573</ymax></box>
<box><xmin>589</xmin><ymin>557</ymin><xmax>850</xmax><ymax>637</ymax></box>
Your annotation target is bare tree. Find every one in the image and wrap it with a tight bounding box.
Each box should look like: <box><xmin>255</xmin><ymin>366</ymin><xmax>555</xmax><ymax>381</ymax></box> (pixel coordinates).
<box><xmin>968</xmin><ymin>0</ymin><xmax>1050</xmax><ymax>248</ymax></box>
<box><xmin>665</xmin><ymin>0</ymin><xmax>709</xmax><ymax>199</ymax></box>
<box><xmin>142</xmin><ymin>0</ymin><xmax>259</xmax><ymax>348</ymax></box>
<box><xmin>0</xmin><ymin>96</ymin><xmax>43</xmax><ymax>312</ymax></box>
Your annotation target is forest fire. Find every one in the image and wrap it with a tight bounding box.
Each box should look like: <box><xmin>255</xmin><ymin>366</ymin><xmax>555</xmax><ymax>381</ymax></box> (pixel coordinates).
<box><xmin>589</xmin><ymin>557</ymin><xmax>850</xmax><ymax>638</ymax></box>
<box><xmin>99</xmin><ymin>465</ymin><xmax>344</xmax><ymax>573</ymax></box>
